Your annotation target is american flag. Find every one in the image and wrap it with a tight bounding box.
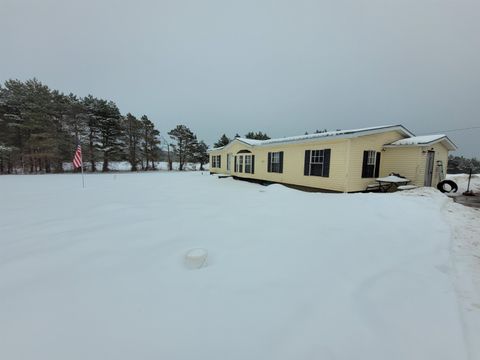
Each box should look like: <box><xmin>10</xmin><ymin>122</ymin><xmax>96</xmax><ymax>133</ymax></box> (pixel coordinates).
<box><xmin>72</xmin><ymin>143</ymin><xmax>83</xmax><ymax>169</ymax></box>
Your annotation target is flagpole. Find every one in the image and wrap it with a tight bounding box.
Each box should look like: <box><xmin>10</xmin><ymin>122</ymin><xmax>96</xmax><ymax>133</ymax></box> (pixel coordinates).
<box><xmin>73</xmin><ymin>135</ymin><xmax>85</xmax><ymax>189</ymax></box>
<box><xmin>81</xmin><ymin>159</ymin><xmax>85</xmax><ymax>188</ymax></box>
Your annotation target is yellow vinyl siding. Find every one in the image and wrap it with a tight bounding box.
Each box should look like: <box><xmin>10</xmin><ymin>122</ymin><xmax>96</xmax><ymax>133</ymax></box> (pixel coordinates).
<box><xmin>209</xmin><ymin>140</ymin><xmax>348</xmax><ymax>192</ymax></box>
<box><xmin>382</xmin><ymin>142</ymin><xmax>449</xmax><ymax>187</ymax></box>
<box><xmin>382</xmin><ymin>147</ymin><xmax>424</xmax><ymax>185</ymax></box>
<box><xmin>209</xmin><ymin>150</ymin><xmax>226</xmax><ymax>174</ymax></box>
<box><xmin>233</xmin><ymin>139</ymin><xmax>349</xmax><ymax>192</ymax></box>
<box><xmin>346</xmin><ymin>131</ymin><xmax>407</xmax><ymax>192</ymax></box>
<box><xmin>416</xmin><ymin>142</ymin><xmax>449</xmax><ymax>186</ymax></box>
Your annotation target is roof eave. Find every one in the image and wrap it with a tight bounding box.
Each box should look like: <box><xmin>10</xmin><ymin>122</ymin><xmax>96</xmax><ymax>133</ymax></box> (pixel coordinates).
<box><xmin>247</xmin><ymin>125</ymin><xmax>414</xmax><ymax>148</ymax></box>
<box><xmin>209</xmin><ymin>125</ymin><xmax>416</xmax><ymax>151</ymax></box>
<box><xmin>383</xmin><ymin>137</ymin><xmax>457</xmax><ymax>151</ymax></box>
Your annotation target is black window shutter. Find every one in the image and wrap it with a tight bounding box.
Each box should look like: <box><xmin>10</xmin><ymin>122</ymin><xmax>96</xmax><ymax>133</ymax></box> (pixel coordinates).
<box><xmin>279</xmin><ymin>151</ymin><xmax>284</xmax><ymax>173</ymax></box>
<box><xmin>267</xmin><ymin>152</ymin><xmax>272</xmax><ymax>172</ymax></box>
<box><xmin>361</xmin><ymin>151</ymin><xmax>369</xmax><ymax>178</ymax></box>
<box><xmin>218</xmin><ymin>155</ymin><xmax>221</xmax><ymax>168</ymax></box>
<box><xmin>304</xmin><ymin>150</ymin><xmax>310</xmax><ymax>176</ymax></box>
<box><xmin>323</xmin><ymin>149</ymin><xmax>331</xmax><ymax>177</ymax></box>
<box><xmin>234</xmin><ymin>156</ymin><xmax>237</xmax><ymax>172</ymax></box>
<box><xmin>251</xmin><ymin>155</ymin><xmax>255</xmax><ymax>174</ymax></box>
<box><xmin>374</xmin><ymin>152</ymin><xmax>381</xmax><ymax>178</ymax></box>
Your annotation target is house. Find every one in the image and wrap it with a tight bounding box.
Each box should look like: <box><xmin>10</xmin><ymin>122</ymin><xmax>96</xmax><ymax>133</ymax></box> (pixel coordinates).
<box><xmin>208</xmin><ymin>125</ymin><xmax>457</xmax><ymax>193</ymax></box>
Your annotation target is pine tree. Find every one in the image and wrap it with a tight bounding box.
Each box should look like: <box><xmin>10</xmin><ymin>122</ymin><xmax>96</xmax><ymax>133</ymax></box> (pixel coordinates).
<box><xmin>56</xmin><ymin>93</ymin><xmax>88</xmax><ymax>172</ymax></box>
<box><xmin>93</xmin><ymin>99</ymin><xmax>124</xmax><ymax>172</ymax></box>
<box><xmin>82</xmin><ymin>95</ymin><xmax>101</xmax><ymax>172</ymax></box>
<box><xmin>139</xmin><ymin>115</ymin><xmax>161</xmax><ymax>170</ymax></box>
<box><xmin>214</xmin><ymin>134</ymin><xmax>230</xmax><ymax>148</ymax></box>
<box><xmin>0</xmin><ymin>80</ymin><xmax>28</xmax><ymax>173</ymax></box>
<box><xmin>168</xmin><ymin>125</ymin><xmax>196</xmax><ymax>171</ymax></box>
<box><xmin>18</xmin><ymin>79</ymin><xmax>67</xmax><ymax>173</ymax></box>
<box><xmin>244</xmin><ymin>131</ymin><xmax>270</xmax><ymax>140</ymax></box>
<box><xmin>123</xmin><ymin>113</ymin><xmax>142</xmax><ymax>171</ymax></box>
<box><xmin>190</xmin><ymin>140</ymin><xmax>209</xmax><ymax>170</ymax></box>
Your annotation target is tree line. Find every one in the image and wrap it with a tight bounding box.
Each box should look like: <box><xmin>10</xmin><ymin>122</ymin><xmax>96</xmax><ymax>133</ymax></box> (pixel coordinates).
<box><xmin>0</xmin><ymin>78</ymin><xmax>209</xmax><ymax>174</ymax></box>
<box><xmin>213</xmin><ymin>131</ymin><xmax>271</xmax><ymax>148</ymax></box>
<box><xmin>448</xmin><ymin>155</ymin><xmax>480</xmax><ymax>174</ymax></box>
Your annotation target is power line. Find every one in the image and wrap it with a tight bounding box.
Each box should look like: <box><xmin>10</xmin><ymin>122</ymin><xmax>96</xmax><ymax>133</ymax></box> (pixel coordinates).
<box><xmin>437</xmin><ymin>126</ymin><xmax>480</xmax><ymax>133</ymax></box>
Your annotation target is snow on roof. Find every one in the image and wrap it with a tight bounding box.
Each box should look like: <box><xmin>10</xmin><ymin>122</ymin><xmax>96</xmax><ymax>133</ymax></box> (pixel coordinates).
<box><xmin>210</xmin><ymin>125</ymin><xmax>412</xmax><ymax>150</ymax></box>
<box><xmin>386</xmin><ymin>134</ymin><xmax>457</xmax><ymax>150</ymax></box>
<box><xmin>389</xmin><ymin>135</ymin><xmax>446</xmax><ymax>146</ymax></box>
<box><xmin>237</xmin><ymin>125</ymin><xmax>410</xmax><ymax>146</ymax></box>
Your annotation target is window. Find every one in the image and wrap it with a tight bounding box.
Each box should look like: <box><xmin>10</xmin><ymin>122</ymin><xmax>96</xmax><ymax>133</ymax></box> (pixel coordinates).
<box><xmin>310</xmin><ymin>150</ymin><xmax>325</xmax><ymax>176</ymax></box>
<box><xmin>244</xmin><ymin>155</ymin><xmax>251</xmax><ymax>173</ymax></box>
<box><xmin>235</xmin><ymin>155</ymin><xmax>244</xmax><ymax>173</ymax></box>
<box><xmin>362</xmin><ymin>150</ymin><xmax>380</xmax><ymax>178</ymax></box>
<box><xmin>367</xmin><ymin>150</ymin><xmax>376</xmax><ymax>165</ymax></box>
<box><xmin>304</xmin><ymin>149</ymin><xmax>331</xmax><ymax>177</ymax></box>
<box><xmin>211</xmin><ymin>155</ymin><xmax>221</xmax><ymax>168</ymax></box>
<box><xmin>267</xmin><ymin>151</ymin><xmax>283</xmax><ymax>173</ymax></box>
<box><xmin>235</xmin><ymin>154</ymin><xmax>254</xmax><ymax>174</ymax></box>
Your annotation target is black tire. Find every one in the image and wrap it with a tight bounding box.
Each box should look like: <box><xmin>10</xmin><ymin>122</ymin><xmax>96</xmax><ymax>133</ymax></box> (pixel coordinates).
<box><xmin>437</xmin><ymin>180</ymin><xmax>458</xmax><ymax>193</ymax></box>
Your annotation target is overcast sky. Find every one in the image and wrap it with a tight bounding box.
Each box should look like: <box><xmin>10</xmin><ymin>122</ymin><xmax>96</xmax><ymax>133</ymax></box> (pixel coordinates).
<box><xmin>1</xmin><ymin>0</ymin><xmax>479</xmax><ymax>156</ymax></box>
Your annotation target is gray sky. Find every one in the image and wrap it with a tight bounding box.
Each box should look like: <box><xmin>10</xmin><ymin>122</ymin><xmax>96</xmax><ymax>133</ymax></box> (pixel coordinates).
<box><xmin>1</xmin><ymin>0</ymin><xmax>479</xmax><ymax>157</ymax></box>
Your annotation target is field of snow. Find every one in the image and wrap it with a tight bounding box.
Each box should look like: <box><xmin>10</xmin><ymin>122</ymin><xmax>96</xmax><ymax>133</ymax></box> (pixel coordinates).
<box><xmin>62</xmin><ymin>161</ymin><xmax>206</xmax><ymax>172</ymax></box>
<box><xmin>1</xmin><ymin>172</ymin><xmax>479</xmax><ymax>360</ymax></box>
<box><xmin>447</xmin><ymin>173</ymin><xmax>480</xmax><ymax>194</ymax></box>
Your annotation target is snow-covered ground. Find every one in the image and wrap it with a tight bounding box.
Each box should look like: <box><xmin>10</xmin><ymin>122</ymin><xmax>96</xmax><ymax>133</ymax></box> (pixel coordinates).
<box><xmin>0</xmin><ymin>172</ymin><xmax>479</xmax><ymax>360</ymax></box>
<box><xmin>447</xmin><ymin>173</ymin><xmax>480</xmax><ymax>194</ymax></box>
<box><xmin>62</xmin><ymin>161</ymin><xmax>206</xmax><ymax>172</ymax></box>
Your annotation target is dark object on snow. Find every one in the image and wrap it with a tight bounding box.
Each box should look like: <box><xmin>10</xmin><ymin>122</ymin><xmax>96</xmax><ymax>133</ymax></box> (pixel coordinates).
<box><xmin>463</xmin><ymin>168</ymin><xmax>475</xmax><ymax>196</ymax></box>
<box><xmin>389</xmin><ymin>172</ymin><xmax>407</xmax><ymax>179</ymax></box>
<box><xmin>437</xmin><ymin>180</ymin><xmax>458</xmax><ymax>193</ymax></box>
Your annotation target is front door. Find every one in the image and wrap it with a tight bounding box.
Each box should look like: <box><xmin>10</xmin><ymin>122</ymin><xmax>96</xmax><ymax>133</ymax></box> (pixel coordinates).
<box><xmin>424</xmin><ymin>151</ymin><xmax>435</xmax><ymax>186</ymax></box>
<box><xmin>226</xmin><ymin>153</ymin><xmax>232</xmax><ymax>174</ymax></box>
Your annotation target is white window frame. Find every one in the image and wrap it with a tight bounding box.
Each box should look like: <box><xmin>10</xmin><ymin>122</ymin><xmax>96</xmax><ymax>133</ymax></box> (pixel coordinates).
<box><xmin>237</xmin><ymin>155</ymin><xmax>243</xmax><ymax>173</ymax></box>
<box><xmin>272</xmin><ymin>152</ymin><xmax>280</xmax><ymax>173</ymax></box>
<box><xmin>212</xmin><ymin>155</ymin><xmax>220</xmax><ymax>168</ymax></box>
<box><xmin>269</xmin><ymin>151</ymin><xmax>282</xmax><ymax>173</ymax></box>
<box><xmin>367</xmin><ymin>150</ymin><xmax>376</xmax><ymax>166</ymax></box>
<box><xmin>309</xmin><ymin>150</ymin><xmax>325</xmax><ymax>176</ymax></box>
<box><xmin>271</xmin><ymin>152</ymin><xmax>280</xmax><ymax>164</ymax></box>
<box><xmin>244</xmin><ymin>155</ymin><xmax>252</xmax><ymax>174</ymax></box>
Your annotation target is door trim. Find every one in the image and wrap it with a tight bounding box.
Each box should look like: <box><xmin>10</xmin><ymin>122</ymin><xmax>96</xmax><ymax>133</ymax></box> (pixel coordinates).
<box><xmin>424</xmin><ymin>151</ymin><xmax>435</xmax><ymax>186</ymax></box>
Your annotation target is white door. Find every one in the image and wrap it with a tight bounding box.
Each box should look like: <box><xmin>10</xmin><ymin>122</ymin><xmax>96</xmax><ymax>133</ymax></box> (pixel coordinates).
<box><xmin>424</xmin><ymin>151</ymin><xmax>435</xmax><ymax>186</ymax></box>
<box><xmin>226</xmin><ymin>154</ymin><xmax>232</xmax><ymax>174</ymax></box>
